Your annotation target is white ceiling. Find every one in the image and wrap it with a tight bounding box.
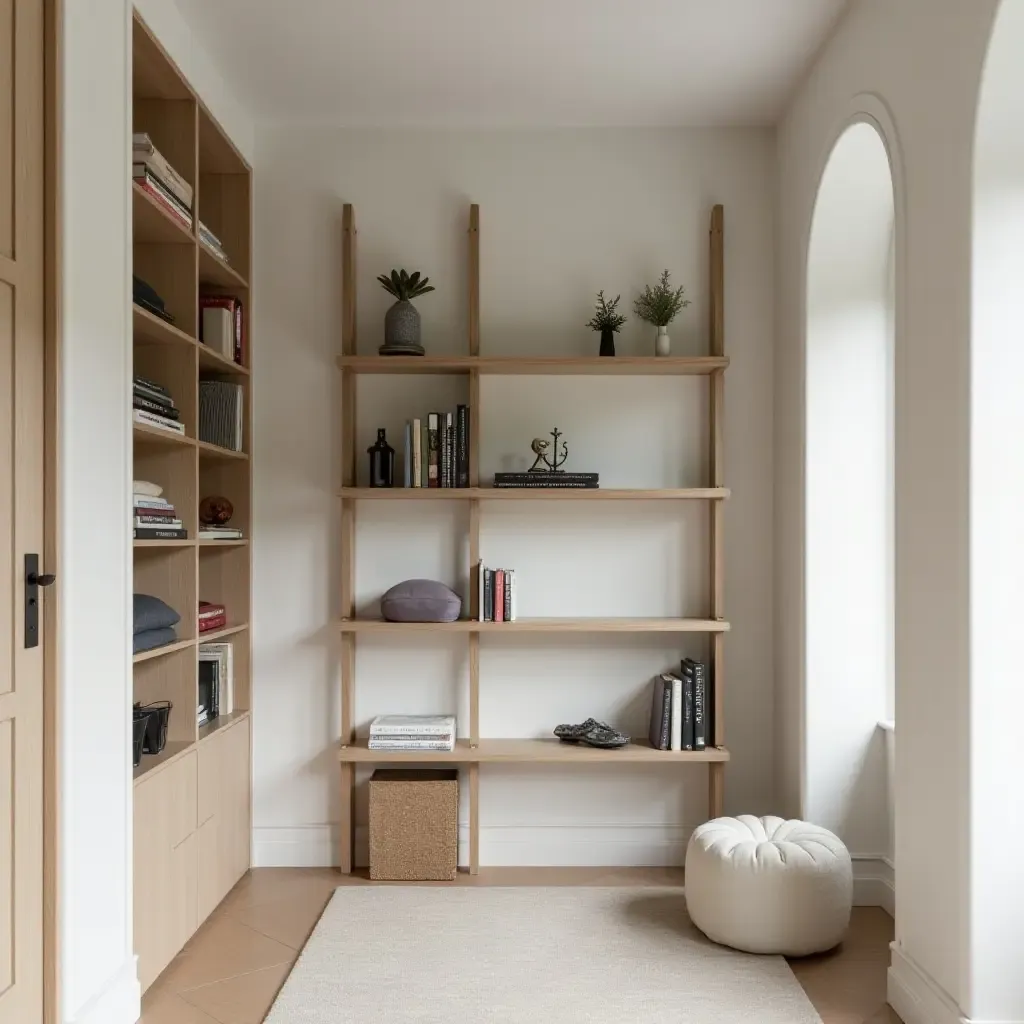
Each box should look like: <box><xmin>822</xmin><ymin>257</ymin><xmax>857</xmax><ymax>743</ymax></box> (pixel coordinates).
<box><xmin>174</xmin><ymin>0</ymin><xmax>848</xmax><ymax>127</ymax></box>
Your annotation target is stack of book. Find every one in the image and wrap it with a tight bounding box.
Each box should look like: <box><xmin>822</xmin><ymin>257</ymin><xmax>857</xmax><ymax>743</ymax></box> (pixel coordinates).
<box><xmin>199</xmin><ymin>220</ymin><xmax>230</xmax><ymax>264</ymax></box>
<box><xmin>402</xmin><ymin>407</ymin><xmax>470</xmax><ymax>488</ymax></box>
<box><xmin>476</xmin><ymin>564</ymin><xmax>517</xmax><ymax>622</ymax></box>
<box><xmin>493</xmin><ymin>471</ymin><xmax>599</xmax><ymax>489</ymax></box>
<box><xmin>367</xmin><ymin>715</ymin><xmax>457</xmax><ymax>752</ymax></box>
<box><xmin>199</xmin><ymin>294</ymin><xmax>244</xmax><ymax>364</ymax></box>
<box><xmin>199</xmin><ymin>380</ymin><xmax>244</xmax><ymax>451</ymax></box>
<box><xmin>648</xmin><ymin>658</ymin><xmax>711</xmax><ymax>752</ymax></box>
<box><xmin>198</xmin><ymin>641</ymin><xmax>234</xmax><ymax>724</ymax></box>
<box><xmin>134</xmin><ymin>491</ymin><xmax>185</xmax><ymax>540</ymax></box>
<box><xmin>198</xmin><ymin>524</ymin><xmax>243</xmax><ymax>541</ymax></box>
<box><xmin>198</xmin><ymin>601</ymin><xmax>227</xmax><ymax>634</ymax></box>
<box><xmin>133</xmin><ymin>375</ymin><xmax>184</xmax><ymax>435</ymax></box>
<box><xmin>133</xmin><ymin>133</ymin><xmax>192</xmax><ymax>230</ymax></box>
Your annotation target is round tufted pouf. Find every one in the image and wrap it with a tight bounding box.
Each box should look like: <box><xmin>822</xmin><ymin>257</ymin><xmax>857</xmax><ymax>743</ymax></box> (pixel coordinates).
<box><xmin>685</xmin><ymin>815</ymin><xmax>853</xmax><ymax>956</ymax></box>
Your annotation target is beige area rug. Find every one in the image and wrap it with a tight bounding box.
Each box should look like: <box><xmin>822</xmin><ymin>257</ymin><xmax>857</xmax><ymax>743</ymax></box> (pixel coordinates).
<box><xmin>264</xmin><ymin>887</ymin><xmax>822</xmax><ymax>1023</ymax></box>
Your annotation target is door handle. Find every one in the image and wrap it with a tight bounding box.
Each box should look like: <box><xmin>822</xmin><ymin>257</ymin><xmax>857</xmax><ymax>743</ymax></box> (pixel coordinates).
<box><xmin>24</xmin><ymin>554</ymin><xmax>55</xmax><ymax>649</ymax></box>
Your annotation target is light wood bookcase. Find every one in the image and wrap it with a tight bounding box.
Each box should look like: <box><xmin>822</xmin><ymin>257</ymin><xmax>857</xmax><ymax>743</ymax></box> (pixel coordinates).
<box><xmin>337</xmin><ymin>204</ymin><xmax>729</xmax><ymax>875</ymax></box>
<box><xmin>130</xmin><ymin>12</ymin><xmax>253</xmax><ymax>992</ymax></box>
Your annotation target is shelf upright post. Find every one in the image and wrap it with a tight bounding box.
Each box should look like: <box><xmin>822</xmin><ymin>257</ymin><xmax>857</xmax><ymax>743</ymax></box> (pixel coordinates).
<box><xmin>467</xmin><ymin>204</ymin><xmax>482</xmax><ymax>875</ymax></box>
<box><xmin>707</xmin><ymin>205</ymin><xmax>726</xmax><ymax>820</ymax></box>
<box><xmin>340</xmin><ymin>203</ymin><xmax>357</xmax><ymax>872</ymax></box>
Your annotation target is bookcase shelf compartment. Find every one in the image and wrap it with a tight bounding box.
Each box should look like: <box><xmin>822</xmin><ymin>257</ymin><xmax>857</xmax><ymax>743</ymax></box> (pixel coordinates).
<box><xmin>198</xmin><ymin>241</ymin><xmax>248</xmax><ymax>289</ymax></box>
<box><xmin>133</xmin><ymin>637</ymin><xmax>196</xmax><ymax>664</ymax></box>
<box><xmin>197</xmin><ymin>623</ymin><xmax>248</xmax><ymax>642</ymax></box>
<box><xmin>133</xmin><ymin>304</ymin><xmax>197</xmax><ymax>349</ymax></box>
<box><xmin>336</xmin><ymin>354</ymin><xmax>730</xmax><ymax>376</ymax></box>
<box><xmin>197</xmin><ymin>439</ymin><xmax>248</xmax><ymax>461</ymax></box>
<box><xmin>338</xmin><ymin>738</ymin><xmax>731</xmax><ymax>765</ymax></box>
<box><xmin>197</xmin><ymin>342</ymin><xmax>250</xmax><ymax>376</ymax></box>
<box><xmin>198</xmin><ymin>709</ymin><xmax>251</xmax><ymax>745</ymax></box>
<box><xmin>338</xmin><ymin>487</ymin><xmax>730</xmax><ymax>501</ymax></box>
<box><xmin>132</xmin><ymin>182</ymin><xmax>194</xmax><ymax>245</ymax></box>
<box><xmin>133</xmin><ymin>420</ymin><xmax>195</xmax><ymax>450</ymax></box>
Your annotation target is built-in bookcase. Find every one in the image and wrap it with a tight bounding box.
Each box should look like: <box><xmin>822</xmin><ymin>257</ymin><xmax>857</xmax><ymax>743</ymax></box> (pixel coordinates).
<box><xmin>131</xmin><ymin>11</ymin><xmax>253</xmax><ymax>993</ymax></box>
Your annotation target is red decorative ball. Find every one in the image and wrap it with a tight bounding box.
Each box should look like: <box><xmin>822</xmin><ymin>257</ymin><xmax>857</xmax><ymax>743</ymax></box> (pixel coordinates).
<box><xmin>199</xmin><ymin>495</ymin><xmax>234</xmax><ymax>526</ymax></box>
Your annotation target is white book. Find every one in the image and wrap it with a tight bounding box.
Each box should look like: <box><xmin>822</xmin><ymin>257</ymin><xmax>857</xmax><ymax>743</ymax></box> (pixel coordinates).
<box><xmin>134</xmin><ymin>517</ymin><xmax>182</xmax><ymax>528</ymax></box>
<box><xmin>368</xmin><ymin>738</ymin><xmax>456</xmax><ymax>752</ymax></box>
<box><xmin>201</xmin><ymin>307</ymin><xmax>234</xmax><ymax>359</ymax></box>
<box><xmin>478</xmin><ymin>562</ymin><xmax>486</xmax><ymax>622</ymax></box>
<box><xmin>198</xmin><ymin>528</ymin><xmax>243</xmax><ymax>540</ymax></box>
<box><xmin>133</xmin><ymin>496</ymin><xmax>174</xmax><ymax>509</ymax></box>
<box><xmin>412</xmin><ymin>418</ymin><xmax>422</xmax><ymax>488</ymax></box>
<box><xmin>369</xmin><ymin>715</ymin><xmax>456</xmax><ymax>736</ymax></box>
<box><xmin>133</xmin><ymin>407</ymin><xmax>185</xmax><ymax>434</ymax></box>
<box><xmin>508</xmin><ymin>569</ymin><xmax>517</xmax><ymax>622</ymax></box>
<box><xmin>670</xmin><ymin>676</ymin><xmax>683</xmax><ymax>751</ymax></box>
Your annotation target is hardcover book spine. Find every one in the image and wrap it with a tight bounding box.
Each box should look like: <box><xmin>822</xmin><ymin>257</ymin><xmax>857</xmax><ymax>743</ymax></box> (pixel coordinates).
<box><xmin>446</xmin><ymin>413</ymin><xmax>455</xmax><ymax>488</ymax></box>
<box><xmin>692</xmin><ymin>661</ymin><xmax>706</xmax><ymax>750</ymax></box>
<box><xmin>682</xmin><ymin>672</ymin><xmax>695</xmax><ymax>751</ymax></box>
<box><xmin>134</xmin><ymin>374</ymin><xmax>171</xmax><ymax>398</ymax></box>
<box><xmin>421</xmin><ymin>424</ymin><xmax>429</xmax><ymax>487</ymax></box>
<box><xmin>660</xmin><ymin>680</ymin><xmax>672</xmax><ymax>750</ymax></box>
<box><xmin>133</xmin><ymin>395</ymin><xmax>180</xmax><ymax>419</ymax></box>
<box><xmin>131</xmin><ymin>149</ymin><xmax>193</xmax><ymax>207</ymax></box>
<box><xmin>404</xmin><ymin>421</ymin><xmax>412</xmax><ymax>487</ymax></box>
<box><xmin>503</xmin><ymin>570</ymin><xmax>512</xmax><ymax>622</ymax></box>
<box><xmin>670</xmin><ymin>676</ymin><xmax>682</xmax><ymax>751</ymax></box>
<box><xmin>478</xmin><ymin>562</ymin><xmax>486</xmax><ymax>622</ymax></box>
<box><xmin>508</xmin><ymin>570</ymin><xmax>517</xmax><ymax>621</ymax></box>
<box><xmin>137</xmin><ymin>178</ymin><xmax>191</xmax><ymax>227</ymax></box>
<box><xmin>133</xmin><ymin>408</ymin><xmax>185</xmax><ymax>434</ymax></box>
<box><xmin>412</xmin><ymin>418</ymin><xmax>422</xmax><ymax>488</ymax></box>
<box><xmin>494</xmin><ymin>570</ymin><xmax>504</xmax><ymax>622</ymax></box>
<box><xmin>133</xmin><ymin>527</ymin><xmax>187</xmax><ymax>540</ymax></box>
<box><xmin>484</xmin><ymin>569</ymin><xmax>493</xmax><ymax>622</ymax></box>
<box><xmin>456</xmin><ymin>405</ymin><xmax>469</xmax><ymax>488</ymax></box>
<box><xmin>427</xmin><ymin>414</ymin><xmax>440</xmax><ymax>488</ymax></box>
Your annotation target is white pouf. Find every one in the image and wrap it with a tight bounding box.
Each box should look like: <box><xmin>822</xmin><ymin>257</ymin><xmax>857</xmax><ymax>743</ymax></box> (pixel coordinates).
<box><xmin>685</xmin><ymin>815</ymin><xmax>853</xmax><ymax>956</ymax></box>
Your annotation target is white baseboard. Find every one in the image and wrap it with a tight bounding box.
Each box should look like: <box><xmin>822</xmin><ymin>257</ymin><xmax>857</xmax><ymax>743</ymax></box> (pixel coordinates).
<box><xmin>888</xmin><ymin>944</ymin><xmax>968</xmax><ymax>1024</ymax></box>
<box><xmin>851</xmin><ymin>855</ymin><xmax>895</xmax><ymax>915</ymax></box>
<box><xmin>65</xmin><ymin>958</ymin><xmax>141</xmax><ymax>1024</ymax></box>
<box><xmin>254</xmin><ymin>823</ymin><xmax>694</xmax><ymax>869</ymax></box>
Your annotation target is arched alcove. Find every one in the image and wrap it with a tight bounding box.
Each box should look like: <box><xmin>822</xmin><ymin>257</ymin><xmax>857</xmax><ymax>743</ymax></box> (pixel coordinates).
<box><xmin>971</xmin><ymin>0</ymin><xmax>1024</xmax><ymax>1013</ymax></box>
<box><xmin>804</xmin><ymin>120</ymin><xmax>895</xmax><ymax>858</ymax></box>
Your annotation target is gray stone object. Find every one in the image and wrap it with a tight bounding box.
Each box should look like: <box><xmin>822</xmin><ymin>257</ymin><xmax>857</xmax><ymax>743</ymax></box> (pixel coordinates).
<box><xmin>380</xmin><ymin>299</ymin><xmax>425</xmax><ymax>355</ymax></box>
<box><xmin>381</xmin><ymin>579</ymin><xmax>462</xmax><ymax>622</ymax></box>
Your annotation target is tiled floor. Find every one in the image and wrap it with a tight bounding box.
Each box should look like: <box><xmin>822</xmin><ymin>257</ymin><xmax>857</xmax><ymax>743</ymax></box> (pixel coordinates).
<box><xmin>140</xmin><ymin>867</ymin><xmax>900</xmax><ymax>1024</ymax></box>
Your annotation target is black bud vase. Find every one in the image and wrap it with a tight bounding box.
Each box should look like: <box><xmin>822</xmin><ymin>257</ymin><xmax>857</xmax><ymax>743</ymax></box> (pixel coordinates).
<box><xmin>368</xmin><ymin>428</ymin><xmax>395</xmax><ymax>487</ymax></box>
<box><xmin>599</xmin><ymin>328</ymin><xmax>616</xmax><ymax>357</ymax></box>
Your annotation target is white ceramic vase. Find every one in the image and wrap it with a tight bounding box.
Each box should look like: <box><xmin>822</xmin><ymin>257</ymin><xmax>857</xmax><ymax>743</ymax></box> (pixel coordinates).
<box><xmin>655</xmin><ymin>326</ymin><xmax>670</xmax><ymax>357</ymax></box>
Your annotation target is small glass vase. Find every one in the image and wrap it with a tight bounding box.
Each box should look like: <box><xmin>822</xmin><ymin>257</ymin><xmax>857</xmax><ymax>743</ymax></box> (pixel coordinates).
<box><xmin>368</xmin><ymin>428</ymin><xmax>395</xmax><ymax>487</ymax></box>
<box><xmin>655</xmin><ymin>326</ymin><xmax>671</xmax><ymax>357</ymax></box>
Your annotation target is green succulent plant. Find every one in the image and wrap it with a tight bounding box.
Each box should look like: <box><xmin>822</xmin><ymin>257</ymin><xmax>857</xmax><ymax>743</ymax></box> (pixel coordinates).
<box><xmin>586</xmin><ymin>291</ymin><xmax>627</xmax><ymax>333</ymax></box>
<box><xmin>377</xmin><ymin>269</ymin><xmax>436</xmax><ymax>302</ymax></box>
<box><xmin>633</xmin><ymin>269</ymin><xmax>690</xmax><ymax>327</ymax></box>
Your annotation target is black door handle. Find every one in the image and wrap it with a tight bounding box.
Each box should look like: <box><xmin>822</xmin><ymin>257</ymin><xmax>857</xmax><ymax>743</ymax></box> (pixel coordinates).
<box><xmin>24</xmin><ymin>554</ymin><xmax>55</xmax><ymax>649</ymax></box>
<box><xmin>27</xmin><ymin>572</ymin><xmax>56</xmax><ymax>587</ymax></box>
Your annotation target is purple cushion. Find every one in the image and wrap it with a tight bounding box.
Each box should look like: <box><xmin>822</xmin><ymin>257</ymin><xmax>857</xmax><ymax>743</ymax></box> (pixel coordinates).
<box><xmin>381</xmin><ymin>579</ymin><xmax>462</xmax><ymax>623</ymax></box>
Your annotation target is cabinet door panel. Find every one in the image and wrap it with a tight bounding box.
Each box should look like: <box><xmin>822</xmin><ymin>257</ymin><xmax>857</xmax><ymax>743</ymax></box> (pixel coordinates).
<box><xmin>197</xmin><ymin>734</ymin><xmax>220</xmax><ymax>825</ymax></box>
<box><xmin>134</xmin><ymin>770</ymin><xmax>174</xmax><ymax>992</ymax></box>
<box><xmin>168</xmin><ymin>751</ymin><xmax>197</xmax><ymax>848</ymax></box>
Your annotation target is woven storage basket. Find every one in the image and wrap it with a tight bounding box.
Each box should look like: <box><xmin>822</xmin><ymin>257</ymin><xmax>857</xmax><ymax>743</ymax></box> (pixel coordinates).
<box><xmin>368</xmin><ymin>769</ymin><xmax>459</xmax><ymax>881</ymax></box>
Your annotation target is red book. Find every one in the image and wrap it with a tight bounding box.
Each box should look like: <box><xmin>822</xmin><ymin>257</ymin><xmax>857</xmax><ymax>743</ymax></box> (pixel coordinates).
<box><xmin>199</xmin><ymin>295</ymin><xmax>244</xmax><ymax>365</ymax></box>
<box><xmin>494</xmin><ymin>569</ymin><xmax>504</xmax><ymax>622</ymax></box>
<box><xmin>137</xmin><ymin>178</ymin><xmax>191</xmax><ymax>229</ymax></box>
<box><xmin>198</xmin><ymin>614</ymin><xmax>227</xmax><ymax>633</ymax></box>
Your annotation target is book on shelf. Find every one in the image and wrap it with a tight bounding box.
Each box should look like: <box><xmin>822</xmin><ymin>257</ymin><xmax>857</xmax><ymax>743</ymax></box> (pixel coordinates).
<box><xmin>199</xmin><ymin>220</ymin><xmax>230</xmax><ymax>263</ymax></box>
<box><xmin>682</xmin><ymin>670</ymin><xmax>695</xmax><ymax>751</ymax></box>
<box><xmin>494</xmin><ymin>569</ymin><xmax>505</xmax><ymax>622</ymax></box>
<box><xmin>648</xmin><ymin>675</ymin><xmax>674</xmax><ymax>750</ymax></box>
<box><xmin>198</xmin><ymin>659</ymin><xmax>220</xmax><ymax>725</ymax></box>
<box><xmin>199</xmin><ymin>641</ymin><xmax>234</xmax><ymax>716</ymax></box>
<box><xmin>493</xmin><ymin>471</ymin><xmax>599</xmax><ymax>489</ymax></box>
<box><xmin>420</xmin><ymin>421</ymin><xmax>428</xmax><ymax>487</ymax></box>
<box><xmin>199</xmin><ymin>380</ymin><xmax>244</xmax><ymax>451</ymax></box>
<box><xmin>133</xmin><ymin>407</ymin><xmax>185</xmax><ymax>434</ymax></box>
<box><xmin>134</xmin><ymin>375</ymin><xmax>173</xmax><ymax>400</ymax></box>
<box><xmin>133</xmin><ymin>496</ymin><xmax>175</xmax><ymax>511</ymax></box>
<box><xmin>134</xmin><ymin>516</ymin><xmax>182</xmax><ymax>528</ymax></box>
<box><xmin>445</xmin><ymin>413</ymin><xmax>455</xmax><ymax>488</ymax></box>
<box><xmin>198</xmin><ymin>601</ymin><xmax>227</xmax><ymax>633</ymax></box>
<box><xmin>411</xmin><ymin>418</ymin><xmax>422</xmax><ymax>488</ymax></box>
<box><xmin>670</xmin><ymin>675</ymin><xmax>683</xmax><ymax>751</ymax></box>
<box><xmin>132</xmin><ymin>133</ymin><xmax>193</xmax><ymax>208</ymax></box>
<box><xmin>427</xmin><ymin>414</ymin><xmax>440</xmax><ymax>488</ymax></box>
<box><xmin>456</xmin><ymin>405</ymin><xmax>469</xmax><ymax>487</ymax></box>
<box><xmin>403</xmin><ymin>422</ymin><xmax>413</xmax><ymax>487</ymax></box>
<box><xmin>199</xmin><ymin>295</ymin><xmax>244</xmax><ymax>364</ymax></box>
<box><xmin>369</xmin><ymin>715</ymin><xmax>456</xmax><ymax>736</ymax></box>
<box><xmin>133</xmin><ymin>526</ymin><xmax>187</xmax><ymax>540</ymax></box>
<box><xmin>135</xmin><ymin>171</ymin><xmax>192</xmax><ymax>229</ymax></box>
<box><xmin>132</xmin><ymin>165</ymin><xmax>191</xmax><ymax>221</ymax></box>
<box><xmin>134</xmin><ymin>382</ymin><xmax>175</xmax><ymax>408</ymax></box>
<box><xmin>133</xmin><ymin>275</ymin><xmax>175</xmax><ymax>324</ymax></box>
<box><xmin>682</xmin><ymin>657</ymin><xmax>709</xmax><ymax>750</ymax></box>
<box><xmin>133</xmin><ymin>394</ymin><xmax>180</xmax><ymax>420</ymax></box>
<box><xmin>482</xmin><ymin>566</ymin><xmax>493</xmax><ymax>622</ymax></box>
<box><xmin>476</xmin><ymin>563</ymin><xmax>517</xmax><ymax>622</ymax></box>
<box><xmin>439</xmin><ymin>414</ymin><xmax>449</xmax><ymax>487</ymax></box>
<box><xmin>198</xmin><ymin>527</ymin><xmax>243</xmax><ymax>540</ymax></box>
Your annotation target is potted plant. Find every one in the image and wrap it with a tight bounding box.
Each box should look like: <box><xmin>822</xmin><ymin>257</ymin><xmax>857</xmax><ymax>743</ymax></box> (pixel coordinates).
<box><xmin>633</xmin><ymin>269</ymin><xmax>690</xmax><ymax>356</ymax></box>
<box><xmin>377</xmin><ymin>269</ymin><xmax>435</xmax><ymax>356</ymax></box>
<box><xmin>586</xmin><ymin>291</ymin><xmax>627</xmax><ymax>357</ymax></box>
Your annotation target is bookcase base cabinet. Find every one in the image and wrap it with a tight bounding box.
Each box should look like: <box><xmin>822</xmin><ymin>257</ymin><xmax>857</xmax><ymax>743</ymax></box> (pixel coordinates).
<box><xmin>134</xmin><ymin>716</ymin><xmax>251</xmax><ymax>993</ymax></box>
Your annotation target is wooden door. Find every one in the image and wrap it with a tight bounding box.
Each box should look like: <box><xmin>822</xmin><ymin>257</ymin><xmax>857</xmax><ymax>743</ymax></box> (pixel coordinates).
<box><xmin>0</xmin><ymin>0</ymin><xmax>46</xmax><ymax>1020</ymax></box>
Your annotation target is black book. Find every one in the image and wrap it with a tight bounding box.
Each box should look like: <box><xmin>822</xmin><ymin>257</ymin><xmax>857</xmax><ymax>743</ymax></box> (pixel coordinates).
<box><xmin>683</xmin><ymin>657</ymin><xmax>710</xmax><ymax>749</ymax></box>
<box><xmin>198</xmin><ymin>660</ymin><xmax>220</xmax><ymax>723</ymax></box>
<box><xmin>133</xmin><ymin>374</ymin><xmax>172</xmax><ymax>400</ymax></box>
<box><xmin>133</xmin><ymin>381</ymin><xmax>175</xmax><ymax>407</ymax></box>
<box><xmin>503</xmin><ymin>570</ymin><xmax>512</xmax><ymax>622</ymax></box>
<box><xmin>483</xmin><ymin>569</ymin><xmax>494</xmax><ymax>622</ymax></box>
<box><xmin>456</xmin><ymin>405</ymin><xmax>469</xmax><ymax>488</ymax></box>
<box><xmin>493</xmin><ymin>480</ymin><xmax>598</xmax><ymax>489</ymax></box>
<box><xmin>133</xmin><ymin>527</ymin><xmax>187</xmax><ymax>540</ymax></box>
<box><xmin>440</xmin><ymin>415</ymin><xmax>449</xmax><ymax>487</ymax></box>
<box><xmin>133</xmin><ymin>395</ymin><xmax>180</xmax><ymax>420</ymax></box>
<box><xmin>446</xmin><ymin>413</ymin><xmax>455</xmax><ymax>489</ymax></box>
<box><xmin>648</xmin><ymin>675</ymin><xmax>673</xmax><ymax>750</ymax></box>
<box><xmin>682</xmin><ymin>671</ymin><xmax>695</xmax><ymax>751</ymax></box>
<box><xmin>494</xmin><ymin>471</ymin><xmax>599</xmax><ymax>484</ymax></box>
<box><xmin>427</xmin><ymin>413</ymin><xmax>440</xmax><ymax>488</ymax></box>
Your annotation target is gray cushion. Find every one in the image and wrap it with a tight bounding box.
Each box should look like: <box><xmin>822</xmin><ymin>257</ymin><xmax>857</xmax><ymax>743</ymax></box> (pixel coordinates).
<box><xmin>133</xmin><ymin>593</ymin><xmax>181</xmax><ymax>635</ymax></box>
<box><xmin>133</xmin><ymin>626</ymin><xmax>178</xmax><ymax>654</ymax></box>
<box><xmin>381</xmin><ymin>579</ymin><xmax>462</xmax><ymax>623</ymax></box>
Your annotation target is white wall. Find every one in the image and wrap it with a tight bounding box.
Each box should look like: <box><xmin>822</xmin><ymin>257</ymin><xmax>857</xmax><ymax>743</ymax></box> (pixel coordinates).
<box><xmin>775</xmin><ymin>0</ymin><xmax>1002</xmax><ymax>1020</ymax></box>
<box><xmin>251</xmin><ymin>127</ymin><xmax>775</xmax><ymax>867</ymax></box>
<box><xmin>60</xmin><ymin>3</ymin><xmax>252</xmax><ymax>1022</ymax></box>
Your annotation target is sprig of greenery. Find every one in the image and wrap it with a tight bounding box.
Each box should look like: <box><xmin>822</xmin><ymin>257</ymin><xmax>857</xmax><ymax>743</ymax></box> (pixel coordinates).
<box><xmin>377</xmin><ymin>269</ymin><xmax>436</xmax><ymax>302</ymax></box>
<box><xmin>586</xmin><ymin>290</ymin><xmax>627</xmax><ymax>333</ymax></box>
<box><xmin>633</xmin><ymin>270</ymin><xmax>690</xmax><ymax>327</ymax></box>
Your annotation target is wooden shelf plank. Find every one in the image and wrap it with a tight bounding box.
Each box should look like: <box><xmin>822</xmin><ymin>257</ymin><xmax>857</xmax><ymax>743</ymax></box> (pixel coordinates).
<box><xmin>198</xmin><ymin>709</ymin><xmax>250</xmax><ymax>745</ymax></box>
<box><xmin>133</xmin><ymin>740</ymin><xmax>194</xmax><ymax>784</ymax></box>
<box><xmin>197</xmin><ymin>341</ymin><xmax>249</xmax><ymax>376</ymax></box>
<box><xmin>338</xmin><ymin>487</ymin><xmax>730</xmax><ymax>501</ymax></box>
<box><xmin>197</xmin><ymin>622</ymin><xmax>248</xmax><ymax>642</ymax></box>
<box><xmin>338</xmin><ymin>617</ymin><xmax>729</xmax><ymax>634</ymax></box>
<box><xmin>132</xmin><ymin>304</ymin><xmax>197</xmax><ymax>349</ymax></box>
<box><xmin>132</xmin><ymin>637</ymin><xmax>196</xmax><ymax>664</ymax></box>
<box><xmin>336</xmin><ymin>355</ymin><xmax>729</xmax><ymax>376</ymax></box>
<box><xmin>133</xmin><ymin>421</ymin><xmax>196</xmax><ymax>449</ymax></box>
<box><xmin>198</xmin><ymin>241</ymin><xmax>248</xmax><ymax>289</ymax></box>
<box><xmin>133</xmin><ymin>539</ymin><xmax>195</xmax><ymax>549</ymax></box>
<box><xmin>338</xmin><ymin>738</ymin><xmax>730</xmax><ymax>764</ymax></box>
<box><xmin>133</xmin><ymin>181</ymin><xmax>194</xmax><ymax>245</ymax></box>
<box><xmin>197</xmin><ymin>538</ymin><xmax>248</xmax><ymax>548</ymax></box>
<box><xmin>197</xmin><ymin>439</ymin><xmax>248</xmax><ymax>461</ymax></box>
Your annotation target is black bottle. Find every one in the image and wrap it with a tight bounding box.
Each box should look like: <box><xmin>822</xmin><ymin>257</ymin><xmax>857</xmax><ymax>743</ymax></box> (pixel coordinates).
<box><xmin>368</xmin><ymin>428</ymin><xmax>395</xmax><ymax>487</ymax></box>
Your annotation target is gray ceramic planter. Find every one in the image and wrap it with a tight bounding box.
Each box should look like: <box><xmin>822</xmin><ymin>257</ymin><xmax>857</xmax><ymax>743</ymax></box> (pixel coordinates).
<box><xmin>384</xmin><ymin>300</ymin><xmax>421</xmax><ymax>347</ymax></box>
